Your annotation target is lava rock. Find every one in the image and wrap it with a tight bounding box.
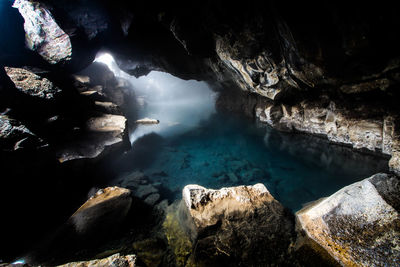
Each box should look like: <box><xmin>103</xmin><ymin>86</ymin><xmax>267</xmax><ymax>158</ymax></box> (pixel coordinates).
<box><xmin>4</xmin><ymin>67</ymin><xmax>62</xmax><ymax>99</ymax></box>
<box><xmin>57</xmin><ymin>253</ymin><xmax>136</xmax><ymax>267</ymax></box>
<box><xmin>296</xmin><ymin>173</ymin><xmax>400</xmax><ymax>266</ymax></box>
<box><xmin>56</xmin><ymin>113</ymin><xmax>129</xmax><ymax>162</ymax></box>
<box><xmin>12</xmin><ymin>0</ymin><xmax>72</xmax><ymax>65</ymax></box>
<box><xmin>69</xmin><ymin>186</ymin><xmax>132</xmax><ymax>235</ymax></box>
<box><xmin>181</xmin><ymin>183</ymin><xmax>294</xmax><ymax>266</ymax></box>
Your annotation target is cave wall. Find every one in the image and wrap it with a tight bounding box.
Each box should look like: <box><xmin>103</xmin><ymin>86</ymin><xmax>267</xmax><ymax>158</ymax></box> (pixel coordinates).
<box><xmin>1</xmin><ymin>0</ymin><xmax>400</xmax><ymax>262</ymax></box>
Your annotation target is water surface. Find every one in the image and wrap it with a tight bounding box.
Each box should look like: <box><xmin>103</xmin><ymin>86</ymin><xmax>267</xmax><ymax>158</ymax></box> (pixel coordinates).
<box><xmin>137</xmin><ymin>113</ymin><xmax>388</xmax><ymax>211</ymax></box>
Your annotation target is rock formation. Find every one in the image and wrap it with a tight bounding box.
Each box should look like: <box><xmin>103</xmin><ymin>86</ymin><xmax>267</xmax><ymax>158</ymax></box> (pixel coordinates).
<box><xmin>57</xmin><ymin>253</ymin><xmax>136</xmax><ymax>267</ymax></box>
<box><xmin>296</xmin><ymin>173</ymin><xmax>400</xmax><ymax>266</ymax></box>
<box><xmin>179</xmin><ymin>183</ymin><xmax>294</xmax><ymax>266</ymax></box>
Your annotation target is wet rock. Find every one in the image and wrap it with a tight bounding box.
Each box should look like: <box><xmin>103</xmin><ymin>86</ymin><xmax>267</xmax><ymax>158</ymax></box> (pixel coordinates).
<box><xmin>12</xmin><ymin>0</ymin><xmax>72</xmax><ymax>65</ymax></box>
<box><xmin>57</xmin><ymin>253</ymin><xmax>136</xmax><ymax>267</ymax></box>
<box><xmin>69</xmin><ymin>186</ymin><xmax>132</xmax><ymax>235</ymax></box>
<box><xmin>181</xmin><ymin>183</ymin><xmax>294</xmax><ymax>266</ymax></box>
<box><xmin>256</xmin><ymin>98</ymin><xmax>399</xmax><ymax>172</ymax></box>
<box><xmin>227</xmin><ymin>172</ymin><xmax>238</xmax><ymax>183</ymax></box>
<box><xmin>144</xmin><ymin>193</ymin><xmax>160</xmax><ymax>206</ymax></box>
<box><xmin>135</xmin><ymin>118</ymin><xmax>160</xmax><ymax>124</ymax></box>
<box><xmin>4</xmin><ymin>67</ymin><xmax>62</xmax><ymax>99</ymax></box>
<box><xmin>135</xmin><ymin>185</ymin><xmax>158</xmax><ymax>199</ymax></box>
<box><xmin>296</xmin><ymin>173</ymin><xmax>400</xmax><ymax>267</ymax></box>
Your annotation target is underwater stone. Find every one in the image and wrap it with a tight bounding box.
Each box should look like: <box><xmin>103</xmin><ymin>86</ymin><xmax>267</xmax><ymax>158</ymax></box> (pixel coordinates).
<box><xmin>296</xmin><ymin>173</ymin><xmax>400</xmax><ymax>266</ymax></box>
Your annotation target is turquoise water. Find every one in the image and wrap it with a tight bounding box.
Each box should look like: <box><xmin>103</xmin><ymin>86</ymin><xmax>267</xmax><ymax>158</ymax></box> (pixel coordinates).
<box><xmin>139</xmin><ymin>113</ymin><xmax>388</xmax><ymax>212</ymax></box>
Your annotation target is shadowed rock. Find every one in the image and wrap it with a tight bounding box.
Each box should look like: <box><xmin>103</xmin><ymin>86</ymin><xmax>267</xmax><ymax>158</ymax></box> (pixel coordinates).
<box><xmin>178</xmin><ymin>183</ymin><xmax>294</xmax><ymax>266</ymax></box>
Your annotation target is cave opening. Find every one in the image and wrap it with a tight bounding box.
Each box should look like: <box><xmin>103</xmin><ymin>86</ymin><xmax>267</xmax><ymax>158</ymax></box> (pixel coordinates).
<box><xmin>84</xmin><ymin>52</ymin><xmax>389</xmax><ymax>213</ymax></box>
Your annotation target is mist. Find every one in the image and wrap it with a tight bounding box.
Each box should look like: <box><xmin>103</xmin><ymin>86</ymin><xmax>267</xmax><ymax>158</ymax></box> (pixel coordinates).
<box><xmin>94</xmin><ymin>53</ymin><xmax>217</xmax><ymax>143</ymax></box>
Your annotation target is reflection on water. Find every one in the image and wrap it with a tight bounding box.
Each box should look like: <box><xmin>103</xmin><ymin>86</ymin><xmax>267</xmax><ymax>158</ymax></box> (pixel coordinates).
<box><xmin>136</xmin><ymin>113</ymin><xmax>388</xmax><ymax>211</ymax></box>
<box><xmin>95</xmin><ymin>52</ymin><xmax>389</xmax><ymax>211</ymax></box>
<box><xmin>94</xmin><ymin>53</ymin><xmax>217</xmax><ymax>143</ymax></box>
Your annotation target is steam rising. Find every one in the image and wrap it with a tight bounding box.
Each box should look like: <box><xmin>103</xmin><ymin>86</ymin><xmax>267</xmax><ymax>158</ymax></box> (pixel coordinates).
<box><xmin>95</xmin><ymin>53</ymin><xmax>217</xmax><ymax>143</ymax></box>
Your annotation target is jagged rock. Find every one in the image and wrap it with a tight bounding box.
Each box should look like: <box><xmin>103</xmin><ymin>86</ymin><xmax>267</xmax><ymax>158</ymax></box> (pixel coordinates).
<box><xmin>181</xmin><ymin>184</ymin><xmax>294</xmax><ymax>266</ymax></box>
<box><xmin>0</xmin><ymin>114</ymin><xmax>41</xmax><ymax>150</ymax></box>
<box><xmin>69</xmin><ymin>187</ymin><xmax>132</xmax><ymax>235</ymax></box>
<box><xmin>56</xmin><ymin>113</ymin><xmax>128</xmax><ymax>162</ymax></box>
<box><xmin>57</xmin><ymin>253</ymin><xmax>136</xmax><ymax>267</ymax></box>
<box><xmin>256</xmin><ymin>98</ymin><xmax>399</xmax><ymax>172</ymax></box>
<box><xmin>4</xmin><ymin>67</ymin><xmax>61</xmax><ymax>99</ymax></box>
<box><xmin>135</xmin><ymin>118</ymin><xmax>160</xmax><ymax>124</ymax></box>
<box><xmin>12</xmin><ymin>0</ymin><xmax>72</xmax><ymax>64</ymax></box>
<box><xmin>296</xmin><ymin>173</ymin><xmax>400</xmax><ymax>267</ymax></box>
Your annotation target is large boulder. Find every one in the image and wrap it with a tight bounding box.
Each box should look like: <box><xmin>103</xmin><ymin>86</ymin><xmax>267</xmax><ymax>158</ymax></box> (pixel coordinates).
<box><xmin>57</xmin><ymin>253</ymin><xmax>136</xmax><ymax>267</ymax></box>
<box><xmin>180</xmin><ymin>183</ymin><xmax>294</xmax><ymax>266</ymax></box>
<box><xmin>296</xmin><ymin>173</ymin><xmax>400</xmax><ymax>266</ymax></box>
<box><xmin>69</xmin><ymin>186</ymin><xmax>132</xmax><ymax>235</ymax></box>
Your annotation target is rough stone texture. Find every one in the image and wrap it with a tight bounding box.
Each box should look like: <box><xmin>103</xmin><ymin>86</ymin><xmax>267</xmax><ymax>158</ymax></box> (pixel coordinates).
<box><xmin>296</xmin><ymin>173</ymin><xmax>400</xmax><ymax>267</ymax></box>
<box><xmin>12</xmin><ymin>0</ymin><xmax>72</xmax><ymax>64</ymax></box>
<box><xmin>69</xmin><ymin>187</ymin><xmax>132</xmax><ymax>235</ymax></box>
<box><xmin>0</xmin><ymin>114</ymin><xmax>40</xmax><ymax>150</ymax></box>
<box><xmin>56</xmin><ymin>113</ymin><xmax>128</xmax><ymax>162</ymax></box>
<box><xmin>4</xmin><ymin>67</ymin><xmax>61</xmax><ymax>99</ymax></box>
<box><xmin>255</xmin><ymin>98</ymin><xmax>399</xmax><ymax>171</ymax></box>
<box><xmin>57</xmin><ymin>253</ymin><xmax>136</xmax><ymax>267</ymax></box>
<box><xmin>181</xmin><ymin>183</ymin><xmax>294</xmax><ymax>266</ymax></box>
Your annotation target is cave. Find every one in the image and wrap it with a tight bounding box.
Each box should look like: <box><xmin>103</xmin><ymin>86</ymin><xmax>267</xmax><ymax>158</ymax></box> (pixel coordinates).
<box><xmin>1</xmin><ymin>1</ymin><xmax>400</xmax><ymax>266</ymax></box>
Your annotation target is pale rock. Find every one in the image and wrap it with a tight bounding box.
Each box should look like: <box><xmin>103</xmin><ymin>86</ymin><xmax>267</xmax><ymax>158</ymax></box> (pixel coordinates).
<box><xmin>4</xmin><ymin>67</ymin><xmax>62</xmax><ymax>99</ymax></box>
<box><xmin>69</xmin><ymin>187</ymin><xmax>132</xmax><ymax>235</ymax></box>
<box><xmin>181</xmin><ymin>183</ymin><xmax>294</xmax><ymax>265</ymax></box>
<box><xmin>296</xmin><ymin>173</ymin><xmax>400</xmax><ymax>267</ymax></box>
<box><xmin>12</xmin><ymin>0</ymin><xmax>72</xmax><ymax>64</ymax></box>
<box><xmin>135</xmin><ymin>118</ymin><xmax>160</xmax><ymax>124</ymax></box>
<box><xmin>57</xmin><ymin>253</ymin><xmax>136</xmax><ymax>267</ymax></box>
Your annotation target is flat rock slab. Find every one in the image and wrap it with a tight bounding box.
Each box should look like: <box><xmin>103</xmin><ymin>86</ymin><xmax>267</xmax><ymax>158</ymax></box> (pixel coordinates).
<box><xmin>57</xmin><ymin>253</ymin><xmax>136</xmax><ymax>267</ymax></box>
<box><xmin>181</xmin><ymin>183</ymin><xmax>294</xmax><ymax>266</ymax></box>
<box><xmin>296</xmin><ymin>173</ymin><xmax>400</xmax><ymax>266</ymax></box>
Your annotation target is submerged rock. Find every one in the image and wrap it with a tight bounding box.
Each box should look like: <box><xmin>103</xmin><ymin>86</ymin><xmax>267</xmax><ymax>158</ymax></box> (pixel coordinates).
<box><xmin>57</xmin><ymin>253</ymin><xmax>136</xmax><ymax>267</ymax></box>
<box><xmin>181</xmin><ymin>183</ymin><xmax>294</xmax><ymax>266</ymax></box>
<box><xmin>296</xmin><ymin>173</ymin><xmax>400</xmax><ymax>266</ymax></box>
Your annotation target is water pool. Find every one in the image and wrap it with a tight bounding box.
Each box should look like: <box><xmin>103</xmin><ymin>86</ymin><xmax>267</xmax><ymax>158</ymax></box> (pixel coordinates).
<box><xmin>129</xmin><ymin>112</ymin><xmax>389</xmax><ymax>212</ymax></box>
